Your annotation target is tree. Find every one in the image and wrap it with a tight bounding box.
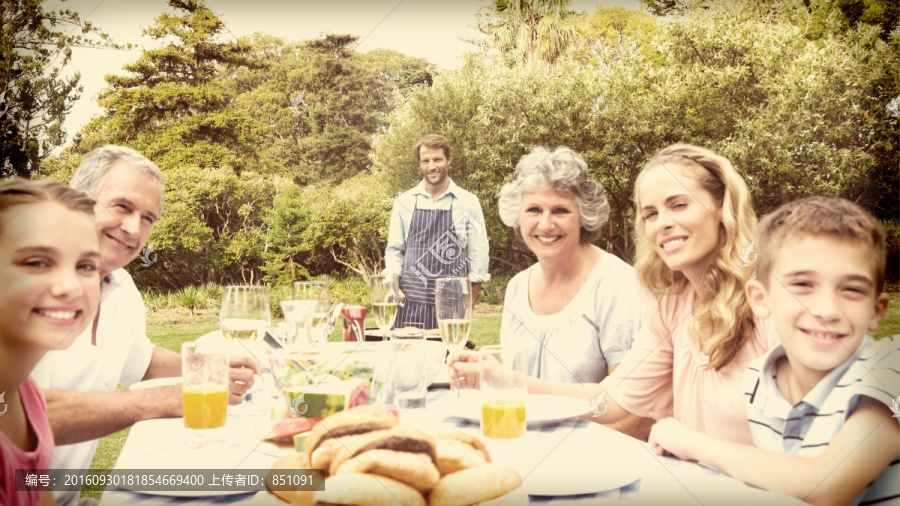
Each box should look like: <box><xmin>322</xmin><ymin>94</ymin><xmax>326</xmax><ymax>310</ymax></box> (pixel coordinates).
<box><xmin>472</xmin><ymin>0</ymin><xmax>579</xmax><ymax>65</ymax></box>
<box><xmin>0</xmin><ymin>0</ymin><xmax>120</xmax><ymax>177</ymax></box>
<box><xmin>232</xmin><ymin>34</ymin><xmax>433</xmax><ymax>185</ymax></box>
<box><xmin>70</xmin><ymin>0</ymin><xmax>269</xmax><ymax>173</ymax></box>
<box><xmin>261</xmin><ymin>172</ymin><xmax>392</xmax><ymax>285</ymax></box>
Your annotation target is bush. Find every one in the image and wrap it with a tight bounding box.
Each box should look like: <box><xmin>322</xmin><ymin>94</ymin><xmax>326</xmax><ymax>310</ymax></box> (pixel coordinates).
<box><xmin>173</xmin><ymin>286</ymin><xmax>203</xmax><ymax>315</ymax></box>
<box><xmin>330</xmin><ymin>276</ymin><xmax>369</xmax><ymax>307</ymax></box>
<box><xmin>479</xmin><ymin>274</ymin><xmax>512</xmax><ymax>306</ymax></box>
<box><xmin>197</xmin><ymin>282</ymin><xmax>224</xmax><ymax>309</ymax></box>
<box><xmin>142</xmin><ymin>289</ymin><xmax>169</xmax><ymax>311</ymax></box>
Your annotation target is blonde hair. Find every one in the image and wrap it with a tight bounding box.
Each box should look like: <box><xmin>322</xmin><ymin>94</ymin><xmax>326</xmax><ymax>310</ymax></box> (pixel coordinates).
<box><xmin>756</xmin><ymin>197</ymin><xmax>886</xmax><ymax>294</ymax></box>
<box><xmin>633</xmin><ymin>145</ymin><xmax>757</xmax><ymax>371</ymax></box>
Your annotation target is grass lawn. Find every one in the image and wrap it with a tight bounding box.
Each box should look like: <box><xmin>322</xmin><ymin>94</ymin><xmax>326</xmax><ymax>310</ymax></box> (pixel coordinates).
<box><xmin>86</xmin><ymin>296</ymin><xmax>897</xmax><ymax>499</ymax></box>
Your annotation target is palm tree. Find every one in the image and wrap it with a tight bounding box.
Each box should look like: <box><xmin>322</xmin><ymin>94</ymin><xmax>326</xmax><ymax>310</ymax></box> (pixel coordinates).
<box><xmin>475</xmin><ymin>0</ymin><xmax>577</xmax><ymax>66</ymax></box>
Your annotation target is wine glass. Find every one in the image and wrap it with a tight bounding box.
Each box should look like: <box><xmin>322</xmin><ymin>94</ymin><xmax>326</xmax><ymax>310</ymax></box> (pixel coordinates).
<box><xmin>435</xmin><ymin>277</ymin><xmax>472</xmax><ymax>396</ymax></box>
<box><xmin>370</xmin><ymin>274</ymin><xmax>399</xmax><ymax>337</ymax></box>
<box><xmin>291</xmin><ymin>281</ymin><xmax>331</xmax><ymax>345</ymax></box>
<box><xmin>219</xmin><ymin>285</ymin><xmax>271</xmax><ymax>406</ymax></box>
<box><xmin>219</xmin><ymin>285</ymin><xmax>271</xmax><ymax>344</ymax></box>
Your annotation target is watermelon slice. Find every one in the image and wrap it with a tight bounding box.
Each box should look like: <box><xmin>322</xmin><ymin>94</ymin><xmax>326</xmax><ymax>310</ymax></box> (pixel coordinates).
<box><xmin>257</xmin><ymin>416</ymin><xmax>323</xmax><ymax>442</ymax></box>
<box><xmin>282</xmin><ymin>379</ymin><xmax>368</xmax><ymax>419</ymax></box>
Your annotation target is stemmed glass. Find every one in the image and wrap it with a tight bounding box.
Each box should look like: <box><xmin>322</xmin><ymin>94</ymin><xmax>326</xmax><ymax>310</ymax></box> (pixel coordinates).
<box><xmin>220</xmin><ymin>285</ymin><xmax>271</xmax><ymax>344</ymax></box>
<box><xmin>219</xmin><ymin>285</ymin><xmax>271</xmax><ymax>406</ymax></box>
<box><xmin>288</xmin><ymin>281</ymin><xmax>331</xmax><ymax>345</ymax></box>
<box><xmin>435</xmin><ymin>277</ymin><xmax>472</xmax><ymax>396</ymax></box>
<box><xmin>370</xmin><ymin>274</ymin><xmax>399</xmax><ymax>337</ymax></box>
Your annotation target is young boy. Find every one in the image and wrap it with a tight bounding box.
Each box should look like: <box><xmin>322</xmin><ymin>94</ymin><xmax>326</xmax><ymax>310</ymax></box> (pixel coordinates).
<box><xmin>648</xmin><ymin>196</ymin><xmax>898</xmax><ymax>506</ymax></box>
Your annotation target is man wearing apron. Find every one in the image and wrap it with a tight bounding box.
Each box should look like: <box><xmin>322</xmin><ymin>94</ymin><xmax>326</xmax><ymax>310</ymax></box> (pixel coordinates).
<box><xmin>384</xmin><ymin>134</ymin><xmax>491</xmax><ymax>330</ymax></box>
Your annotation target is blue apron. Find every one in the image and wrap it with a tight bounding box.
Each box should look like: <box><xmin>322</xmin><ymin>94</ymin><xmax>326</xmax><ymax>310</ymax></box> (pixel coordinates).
<box><xmin>393</xmin><ymin>194</ymin><xmax>467</xmax><ymax>329</ymax></box>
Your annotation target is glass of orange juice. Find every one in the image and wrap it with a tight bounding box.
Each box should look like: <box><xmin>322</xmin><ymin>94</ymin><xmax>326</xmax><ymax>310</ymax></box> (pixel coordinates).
<box><xmin>480</xmin><ymin>344</ymin><xmax>527</xmax><ymax>439</ymax></box>
<box><xmin>182</xmin><ymin>342</ymin><xmax>228</xmax><ymax>431</ymax></box>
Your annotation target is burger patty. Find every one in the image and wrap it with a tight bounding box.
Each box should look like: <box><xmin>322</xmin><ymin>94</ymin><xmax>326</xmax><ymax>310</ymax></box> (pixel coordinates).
<box><xmin>353</xmin><ymin>436</ymin><xmax>437</xmax><ymax>464</ymax></box>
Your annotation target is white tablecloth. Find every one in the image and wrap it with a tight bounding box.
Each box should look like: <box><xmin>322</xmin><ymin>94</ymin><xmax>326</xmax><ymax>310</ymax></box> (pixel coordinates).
<box><xmin>100</xmin><ymin>389</ymin><xmax>802</xmax><ymax>505</ymax></box>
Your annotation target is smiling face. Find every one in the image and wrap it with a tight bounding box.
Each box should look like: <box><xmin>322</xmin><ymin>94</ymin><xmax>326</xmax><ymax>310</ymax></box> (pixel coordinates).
<box><xmin>519</xmin><ymin>188</ymin><xmax>582</xmax><ymax>262</ymax></box>
<box><xmin>638</xmin><ymin>163</ymin><xmax>724</xmax><ymax>286</ymax></box>
<box><xmin>0</xmin><ymin>201</ymin><xmax>101</xmax><ymax>353</ymax></box>
<box><xmin>418</xmin><ymin>145</ymin><xmax>451</xmax><ymax>189</ymax></box>
<box><xmin>93</xmin><ymin>162</ymin><xmax>162</xmax><ymax>276</ymax></box>
<box><xmin>747</xmin><ymin>236</ymin><xmax>889</xmax><ymax>383</ymax></box>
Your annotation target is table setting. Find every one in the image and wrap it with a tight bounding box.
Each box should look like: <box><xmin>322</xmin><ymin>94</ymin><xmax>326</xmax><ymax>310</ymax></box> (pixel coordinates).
<box><xmin>96</xmin><ymin>279</ymin><xmax>802</xmax><ymax>504</ymax></box>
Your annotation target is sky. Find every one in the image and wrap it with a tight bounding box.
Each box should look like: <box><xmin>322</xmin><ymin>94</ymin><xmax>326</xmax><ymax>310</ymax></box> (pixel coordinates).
<box><xmin>45</xmin><ymin>0</ymin><xmax>645</xmax><ymax>149</ymax></box>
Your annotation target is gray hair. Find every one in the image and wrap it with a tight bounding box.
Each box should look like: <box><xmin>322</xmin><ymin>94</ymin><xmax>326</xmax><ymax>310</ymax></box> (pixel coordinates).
<box><xmin>499</xmin><ymin>146</ymin><xmax>609</xmax><ymax>244</ymax></box>
<box><xmin>70</xmin><ymin>145</ymin><xmax>165</xmax><ymax>213</ymax></box>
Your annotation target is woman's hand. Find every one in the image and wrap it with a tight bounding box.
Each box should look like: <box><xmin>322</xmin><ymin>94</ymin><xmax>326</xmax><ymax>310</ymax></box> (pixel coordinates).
<box><xmin>648</xmin><ymin>417</ymin><xmax>704</xmax><ymax>460</ymax></box>
<box><xmin>447</xmin><ymin>349</ymin><xmax>481</xmax><ymax>390</ymax></box>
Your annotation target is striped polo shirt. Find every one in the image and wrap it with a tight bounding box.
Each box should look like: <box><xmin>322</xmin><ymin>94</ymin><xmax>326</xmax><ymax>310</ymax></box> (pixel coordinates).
<box><xmin>742</xmin><ymin>335</ymin><xmax>899</xmax><ymax>506</ymax></box>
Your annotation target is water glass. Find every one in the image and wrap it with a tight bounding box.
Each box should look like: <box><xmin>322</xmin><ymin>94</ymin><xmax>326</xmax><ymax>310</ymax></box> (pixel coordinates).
<box><xmin>480</xmin><ymin>344</ymin><xmax>528</xmax><ymax>439</ymax></box>
<box><xmin>292</xmin><ymin>281</ymin><xmax>331</xmax><ymax>344</ymax></box>
<box><xmin>393</xmin><ymin>346</ymin><xmax>427</xmax><ymax>410</ymax></box>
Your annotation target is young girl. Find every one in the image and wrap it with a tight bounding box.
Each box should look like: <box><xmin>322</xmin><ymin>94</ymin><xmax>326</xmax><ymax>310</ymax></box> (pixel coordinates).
<box><xmin>451</xmin><ymin>144</ymin><xmax>776</xmax><ymax>442</ymax></box>
<box><xmin>0</xmin><ymin>179</ymin><xmax>100</xmax><ymax>506</ymax></box>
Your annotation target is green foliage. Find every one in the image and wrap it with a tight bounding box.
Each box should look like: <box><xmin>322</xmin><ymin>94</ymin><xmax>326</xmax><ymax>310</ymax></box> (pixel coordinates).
<box><xmin>1</xmin><ymin>0</ymin><xmax>122</xmax><ymax>177</ymax></box>
<box><xmin>471</xmin><ymin>0</ymin><xmax>579</xmax><ymax>65</ymax></box>
<box><xmin>196</xmin><ymin>282</ymin><xmax>223</xmax><ymax>305</ymax></box>
<box><xmin>232</xmin><ymin>34</ymin><xmax>433</xmax><ymax>185</ymax></box>
<box><xmin>261</xmin><ymin>172</ymin><xmax>393</xmax><ymax>285</ymax></box>
<box><xmin>68</xmin><ymin>0</ymin><xmax>271</xmax><ymax>173</ymax></box>
<box><xmin>173</xmin><ymin>286</ymin><xmax>203</xmax><ymax>315</ymax></box>
<box><xmin>330</xmin><ymin>276</ymin><xmax>369</xmax><ymax>307</ymax></box>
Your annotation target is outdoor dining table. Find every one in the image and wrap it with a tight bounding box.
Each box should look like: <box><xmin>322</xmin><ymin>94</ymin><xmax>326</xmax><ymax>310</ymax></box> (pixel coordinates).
<box><xmin>99</xmin><ymin>388</ymin><xmax>802</xmax><ymax>505</ymax></box>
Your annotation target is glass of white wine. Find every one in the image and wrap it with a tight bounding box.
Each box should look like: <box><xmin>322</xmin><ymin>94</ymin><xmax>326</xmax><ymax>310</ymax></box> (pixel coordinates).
<box><xmin>219</xmin><ymin>285</ymin><xmax>271</xmax><ymax>406</ymax></box>
<box><xmin>435</xmin><ymin>277</ymin><xmax>472</xmax><ymax>396</ymax></box>
<box><xmin>370</xmin><ymin>274</ymin><xmax>399</xmax><ymax>337</ymax></box>
<box><xmin>291</xmin><ymin>281</ymin><xmax>331</xmax><ymax>345</ymax></box>
<box><xmin>220</xmin><ymin>285</ymin><xmax>271</xmax><ymax>343</ymax></box>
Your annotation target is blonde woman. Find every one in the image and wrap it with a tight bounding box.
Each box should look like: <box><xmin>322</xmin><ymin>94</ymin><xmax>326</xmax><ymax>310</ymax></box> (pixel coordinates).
<box><xmin>451</xmin><ymin>144</ymin><xmax>777</xmax><ymax>442</ymax></box>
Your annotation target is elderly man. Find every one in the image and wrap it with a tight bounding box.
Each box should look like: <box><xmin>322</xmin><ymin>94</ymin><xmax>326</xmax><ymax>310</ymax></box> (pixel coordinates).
<box><xmin>30</xmin><ymin>145</ymin><xmax>258</xmax><ymax>506</ymax></box>
<box><xmin>384</xmin><ymin>134</ymin><xmax>490</xmax><ymax>329</ymax></box>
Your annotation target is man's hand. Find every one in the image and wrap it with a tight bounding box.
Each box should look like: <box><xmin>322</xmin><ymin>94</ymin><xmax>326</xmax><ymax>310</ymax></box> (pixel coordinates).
<box><xmin>448</xmin><ymin>349</ymin><xmax>482</xmax><ymax>390</ymax></box>
<box><xmin>386</xmin><ymin>284</ymin><xmax>405</xmax><ymax>305</ymax></box>
<box><xmin>227</xmin><ymin>355</ymin><xmax>260</xmax><ymax>405</ymax></box>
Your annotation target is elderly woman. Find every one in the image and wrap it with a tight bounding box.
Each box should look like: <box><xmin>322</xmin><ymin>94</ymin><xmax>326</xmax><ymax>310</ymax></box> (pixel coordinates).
<box><xmin>494</xmin><ymin>146</ymin><xmax>643</xmax><ymax>384</ymax></box>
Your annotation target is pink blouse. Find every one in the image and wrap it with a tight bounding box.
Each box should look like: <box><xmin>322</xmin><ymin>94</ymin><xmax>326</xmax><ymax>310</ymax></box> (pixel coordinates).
<box><xmin>0</xmin><ymin>378</ymin><xmax>55</xmax><ymax>506</ymax></box>
<box><xmin>601</xmin><ymin>289</ymin><xmax>777</xmax><ymax>444</ymax></box>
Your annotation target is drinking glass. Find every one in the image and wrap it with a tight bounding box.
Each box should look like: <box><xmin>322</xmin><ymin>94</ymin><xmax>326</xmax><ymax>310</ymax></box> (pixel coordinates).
<box><xmin>280</xmin><ymin>299</ymin><xmax>318</xmax><ymax>347</ymax></box>
<box><xmin>370</xmin><ymin>274</ymin><xmax>399</xmax><ymax>336</ymax></box>
<box><xmin>182</xmin><ymin>342</ymin><xmax>228</xmax><ymax>431</ymax></box>
<box><xmin>480</xmin><ymin>344</ymin><xmax>528</xmax><ymax>439</ymax></box>
<box><xmin>219</xmin><ymin>285</ymin><xmax>270</xmax><ymax>406</ymax></box>
<box><xmin>391</xmin><ymin>326</ymin><xmax>427</xmax><ymax>410</ymax></box>
<box><xmin>435</xmin><ymin>277</ymin><xmax>471</xmax><ymax>358</ymax></box>
<box><xmin>291</xmin><ymin>281</ymin><xmax>331</xmax><ymax>345</ymax></box>
<box><xmin>219</xmin><ymin>285</ymin><xmax>271</xmax><ymax>344</ymax></box>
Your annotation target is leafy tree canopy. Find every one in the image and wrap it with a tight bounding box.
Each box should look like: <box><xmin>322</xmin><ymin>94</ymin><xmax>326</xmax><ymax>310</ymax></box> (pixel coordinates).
<box><xmin>1</xmin><ymin>0</ymin><xmax>122</xmax><ymax>177</ymax></box>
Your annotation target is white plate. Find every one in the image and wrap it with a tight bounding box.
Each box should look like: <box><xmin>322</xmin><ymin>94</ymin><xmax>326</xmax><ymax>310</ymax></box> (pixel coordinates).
<box><xmin>128</xmin><ymin>377</ymin><xmax>181</xmax><ymax>390</ymax></box>
<box><xmin>523</xmin><ymin>424</ymin><xmax>643</xmax><ymax>496</ymax></box>
<box><xmin>449</xmin><ymin>390</ymin><xmax>590</xmax><ymax>427</ymax></box>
